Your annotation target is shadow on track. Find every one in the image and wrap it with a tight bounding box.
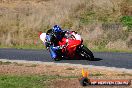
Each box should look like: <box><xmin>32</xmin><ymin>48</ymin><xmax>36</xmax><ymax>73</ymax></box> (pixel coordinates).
<box><xmin>60</xmin><ymin>57</ymin><xmax>103</xmax><ymax>61</ymax></box>
<box><xmin>92</xmin><ymin>58</ymin><xmax>103</xmax><ymax>61</ymax></box>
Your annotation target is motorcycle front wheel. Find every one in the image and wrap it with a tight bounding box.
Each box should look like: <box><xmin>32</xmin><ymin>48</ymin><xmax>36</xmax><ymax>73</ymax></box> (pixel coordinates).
<box><xmin>80</xmin><ymin>46</ymin><xmax>94</xmax><ymax>61</ymax></box>
<box><xmin>54</xmin><ymin>57</ymin><xmax>61</xmax><ymax>61</ymax></box>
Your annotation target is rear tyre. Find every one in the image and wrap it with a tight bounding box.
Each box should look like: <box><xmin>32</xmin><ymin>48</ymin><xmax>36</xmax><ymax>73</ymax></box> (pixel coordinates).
<box><xmin>80</xmin><ymin>46</ymin><xmax>94</xmax><ymax>61</ymax></box>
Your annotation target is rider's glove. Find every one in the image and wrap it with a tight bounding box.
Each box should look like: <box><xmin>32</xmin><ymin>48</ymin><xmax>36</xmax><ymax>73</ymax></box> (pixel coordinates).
<box><xmin>58</xmin><ymin>46</ymin><xmax>63</xmax><ymax>49</ymax></box>
<box><xmin>58</xmin><ymin>45</ymin><xmax>65</xmax><ymax>49</ymax></box>
<box><xmin>46</xmin><ymin>47</ymin><xmax>49</xmax><ymax>50</ymax></box>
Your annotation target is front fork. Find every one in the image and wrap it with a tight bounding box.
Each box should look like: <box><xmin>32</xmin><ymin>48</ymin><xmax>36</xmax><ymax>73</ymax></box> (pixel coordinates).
<box><xmin>78</xmin><ymin>44</ymin><xmax>84</xmax><ymax>50</ymax></box>
<box><xmin>76</xmin><ymin>44</ymin><xmax>84</xmax><ymax>55</ymax></box>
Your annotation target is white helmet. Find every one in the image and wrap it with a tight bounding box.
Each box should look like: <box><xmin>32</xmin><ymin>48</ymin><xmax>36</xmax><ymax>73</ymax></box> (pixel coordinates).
<box><xmin>39</xmin><ymin>32</ymin><xmax>46</xmax><ymax>43</ymax></box>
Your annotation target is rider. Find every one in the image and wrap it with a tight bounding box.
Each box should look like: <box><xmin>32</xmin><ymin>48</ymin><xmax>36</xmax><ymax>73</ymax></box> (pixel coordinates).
<box><xmin>39</xmin><ymin>25</ymin><xmax>80</xmax><ymax>60</ymax></box>
<box><xmin>40</xmin><ymin>25</ymin><xmax>66</xmax><ymax>60</ymax></box>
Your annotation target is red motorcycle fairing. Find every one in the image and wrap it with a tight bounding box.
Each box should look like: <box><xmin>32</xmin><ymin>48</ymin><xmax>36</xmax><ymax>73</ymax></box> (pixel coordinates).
<box><xmin>58</xmin><ymin>38</ymin><xmax>82</xmax><ymax>58</ymax></box>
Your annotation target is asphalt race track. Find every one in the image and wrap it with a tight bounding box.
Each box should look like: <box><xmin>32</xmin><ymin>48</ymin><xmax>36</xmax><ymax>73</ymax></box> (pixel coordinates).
<box><xmin>0</xmin><ymin>48</ymin><xmax>132</xmax><ymax>69</ymax></box>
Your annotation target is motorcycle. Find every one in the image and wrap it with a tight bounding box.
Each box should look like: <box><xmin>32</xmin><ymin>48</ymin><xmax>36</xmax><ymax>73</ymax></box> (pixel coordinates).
<box><xmin>52</xmin><ymin>31</ymin><xmax>94</xmax><ymax>61</ymax></box>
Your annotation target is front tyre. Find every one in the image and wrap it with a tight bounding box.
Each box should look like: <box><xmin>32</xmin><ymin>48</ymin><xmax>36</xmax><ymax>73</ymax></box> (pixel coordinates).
<box><xmin>54</xmin><ymin>57</ymin><xmax>61</xmax><ymax>61</ymax></box>
<box><xmin>80</xmin><ymin>46</ymin><xmax>94</xmax><ymax>61</ymax></box>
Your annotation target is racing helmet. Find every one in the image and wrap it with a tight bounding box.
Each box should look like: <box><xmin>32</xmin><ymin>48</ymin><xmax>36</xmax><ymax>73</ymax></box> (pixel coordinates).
<box><xmin>52</xmin><ymin>25</ymin><xmax>62</xmax><ymax>33</ymax></box>
<box><xmin>39</xmin><ymin>32</ymin><xmax>46</xmax><ymax>43</ymax></box>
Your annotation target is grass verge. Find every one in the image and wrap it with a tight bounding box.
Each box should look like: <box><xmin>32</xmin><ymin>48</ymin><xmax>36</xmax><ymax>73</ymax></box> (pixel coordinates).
<box><xmin>91</xmin><ymin>48</ymin><xmax>132</xmax><ymax>53</ymax></box>
<box><xmin>0</xmin><ymin>73</ymin><xmax>107</xmax><ymax>88</ymax></box>
<box><xmin>0</xmin><ymin>75</ymin><xmax>52</xmax><ymax>88</ymax></box>
<box><xmin>0</xmin><ymin>75</ymin><xmax>79</xmax><ymax>88</ymax></box>
<box><xmin>0</xmin><ymin>61</ymin><xmax>12</xmax><ymax>65</ymax></box>
<box><xmin>0</xmin><ymin>45</ymin><xmax>132</xmax><ymax>53</ymax></box>
<box><xmin>0</xmin><ymin>45</ymin><xmax>45</xmax><ymax>50</ymax></box>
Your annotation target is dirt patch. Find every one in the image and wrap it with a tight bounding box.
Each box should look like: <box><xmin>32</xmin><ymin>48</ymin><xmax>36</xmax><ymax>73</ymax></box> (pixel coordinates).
<box><xmin>52</xmin><ymin>79</ymin><xmax>132</xmax><ymax>88</ymax></box>
<box><xmin>51</xmin><ymin>79</ymin><xmax>82</xmax><ymax>88</ymax></box>
<box><xmin>0</xmin><ymin>62</ymin><xmax>131</xmax><ymax>88</ymax></box>
<box><xmin>0</xmin><ymin>62</ymin><xmax>132</xmax><ymax>77</ymax></box>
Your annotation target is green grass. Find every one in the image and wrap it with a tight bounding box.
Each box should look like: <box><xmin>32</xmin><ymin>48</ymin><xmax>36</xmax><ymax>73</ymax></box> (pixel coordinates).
<box><xmin>0</xmin><ymin>45</ymin><xmax>132</xmax><ymax>53</ymax></box>
<box><xmin>0</xmin><ymin>75</ymin><xmax>79</xmax><ymax>88</ymax></box>
<box><xmin>12</xmin><ymin>62</ymin><xmax>24</xmax><ymax>66</ymax></box>
<box><xmin>65</xmin><ymin>67</ymin><xmax>75</xmax><ymax>70</ymax></box>
<box><xmin>0</xmin><ymin>72</ymin><xmax>125</xmax><ymax>88</ymax></box>
<box><xmin>0</xmin><ymin>61</ymin><xmax>12</xmax><ymax>65</ymax></box>
<box><xmin>0</xmin><ymin>75</ymin><xmax>54</xmax><ymax>88</ymax></box>
<box><xmin>25</xmin><ymin>64</ymin><xmax>38</xmax><ymax>67</ymax></box>
<box><xmin>120</xmin><ymin>16</ymin><xmax>132</xmax><ymax>31</ymax></box>
<box><xmin>0</xmin><ymin>45</ymin><xmax>45</xmax><ymax>50</ymax></box>
<box><xmin>91</xmin><ymin>47</ymin><xmax>132</xmax><ymax>53</ymax></box>
<box><xmin>117</xmin><ymin>73</ymin><xmax>132</xmax><ymax>76</ymax></box>
<box><xmin>90</xmin><ymin>73</ymin><xmax>104</xmax><ymax>76</ymax></box>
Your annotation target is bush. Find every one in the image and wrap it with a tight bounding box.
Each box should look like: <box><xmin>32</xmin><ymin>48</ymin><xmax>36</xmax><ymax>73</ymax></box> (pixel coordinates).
<box><xmin>120</xmin><ymin>16</ymin><xmax>132</xmax><ymax>31</ymax></box>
